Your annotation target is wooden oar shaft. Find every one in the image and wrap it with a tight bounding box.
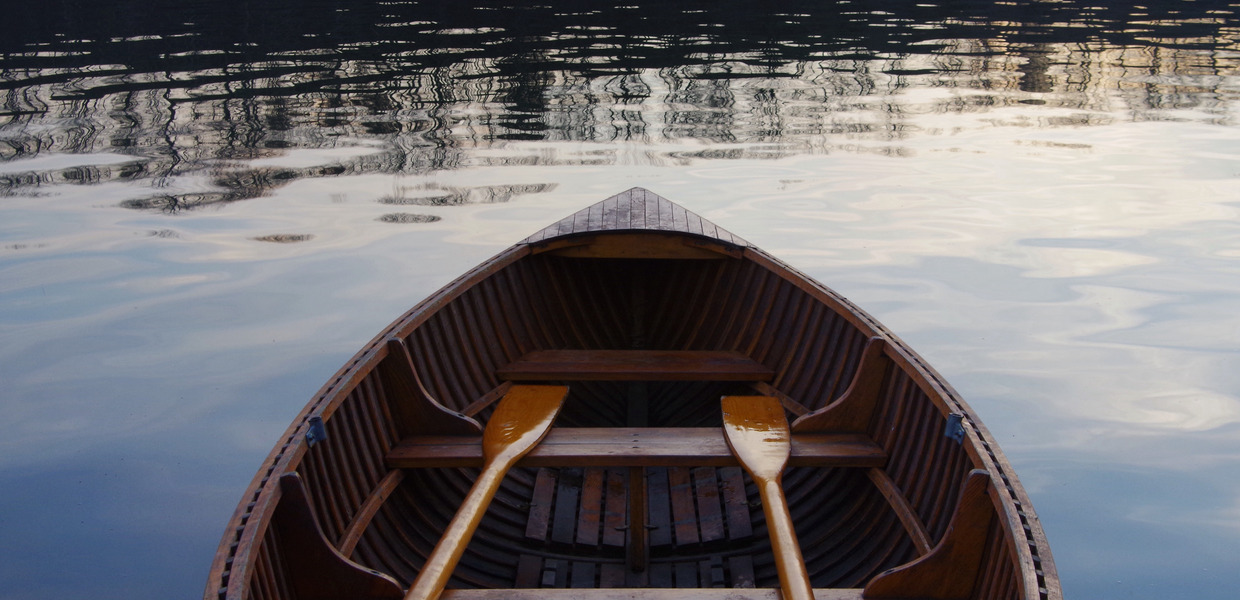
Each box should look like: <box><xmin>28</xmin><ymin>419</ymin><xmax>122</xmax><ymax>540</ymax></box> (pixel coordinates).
<box><xmin>405</xmin><ymin>460</ymin><xmax>512</xmax><ymax>600</ymax></box>
<box><xmin>404</xmin><ymin>385</ymin><xmax>568</xmax><ymax>600</ymax></box>
<box><xmin>757</xmin><ymin>479</ymin><xmax>813</xmax><ymax>600</ymax></box>
<box><xmin>720</xmin><ymin>396</ymin><xmax>815</xmax><ymax>600</ymax></box>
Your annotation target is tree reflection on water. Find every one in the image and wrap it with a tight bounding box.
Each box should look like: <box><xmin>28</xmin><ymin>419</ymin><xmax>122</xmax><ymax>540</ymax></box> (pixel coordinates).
<box><xmin>1</xmin><ymin>1</ymin><xmax>1236</xmax><ymax>210</ymax></box>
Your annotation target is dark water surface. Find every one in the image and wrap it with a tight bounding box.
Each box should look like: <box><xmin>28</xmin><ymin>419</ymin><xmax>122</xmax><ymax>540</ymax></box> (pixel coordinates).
<box><xmin>2</xmin><ymin>2</ymin><xmax>1238</xmax><ymax>598</ymax></box>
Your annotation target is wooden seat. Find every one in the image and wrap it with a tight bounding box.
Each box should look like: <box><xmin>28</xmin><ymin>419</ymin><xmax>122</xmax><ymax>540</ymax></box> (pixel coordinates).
<box><xmin>497</xmin><ymin>350</ymin><xmax>775</xmax><ymax>382</ymax></box>
<box><xmin>440</xmin><ymin>590</ymin><xmax>862</xmax><ymax>599</ymax></box>
<box><xmin>386</xmin><ymin>428</ymin><xmax>886</xmax><ymax>469</ymax></box>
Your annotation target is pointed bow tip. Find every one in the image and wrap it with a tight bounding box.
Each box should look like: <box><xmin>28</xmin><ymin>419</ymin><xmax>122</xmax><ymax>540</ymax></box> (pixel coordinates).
<box><xmin>521</xmin><ymin>188</ymin><xmax>748</xmax><ymax>248</ymax></box>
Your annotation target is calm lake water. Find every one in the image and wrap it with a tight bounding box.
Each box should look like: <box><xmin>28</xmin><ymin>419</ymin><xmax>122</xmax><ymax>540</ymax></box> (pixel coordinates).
<box><xmin>2</xmin><ymin>2</ymin><xmax>1238</xmax><ymax>598</ymax></box>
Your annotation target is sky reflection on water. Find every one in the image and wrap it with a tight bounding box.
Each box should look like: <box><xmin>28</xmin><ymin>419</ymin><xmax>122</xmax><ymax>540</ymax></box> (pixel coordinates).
<box><xmin>2</xmin><ymin>2</ymin><xmax>1239</xmax><ymax>599</ymax></box>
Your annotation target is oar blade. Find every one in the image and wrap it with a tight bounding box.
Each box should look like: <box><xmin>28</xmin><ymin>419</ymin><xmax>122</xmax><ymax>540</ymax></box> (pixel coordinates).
<box><xmin>722</xmin><ymin>395</ymin><xmax>813</xmax><ymax>600</ymax></box>
<box><xmin>721</xmin><ymin>395</ymin><xmax>792</xmax><ymax>480</ymax></box>
<box><xmin>482</xmin><ymin>384</ymin><xmax>570</xmax><ymax>462</ymax></box>
<box><xmin>406</xmin><ymin>385</ymin><xmax>568</xmax><ymax>600</ymax></box>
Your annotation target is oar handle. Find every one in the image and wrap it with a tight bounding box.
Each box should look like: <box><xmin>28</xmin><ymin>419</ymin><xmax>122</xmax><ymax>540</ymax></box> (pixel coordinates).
<box><xmin>758</xmin><ymin>478</ymin><xmax>814</xmax><ymax>600</ymax></box>
<box><xmin>404</xmin><ymin>458</ymin><xmax>512</xmax><ymax>600</ymax></box>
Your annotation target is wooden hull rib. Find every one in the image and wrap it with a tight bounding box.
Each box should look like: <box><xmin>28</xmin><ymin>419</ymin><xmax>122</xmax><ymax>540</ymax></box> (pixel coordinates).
<box><xmin>206</xmin><ymin>188</ymin><xmax>1060</xmax><ymax>600</ymax></box>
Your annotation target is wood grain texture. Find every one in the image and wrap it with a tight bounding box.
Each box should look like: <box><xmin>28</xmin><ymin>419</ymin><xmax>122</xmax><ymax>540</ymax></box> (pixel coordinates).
<box><xmin>791</xmin><ymin>337</ymin><xmax>892</xmax><ymax>434</ymax></box>
<box><xmin>270</xmin><ymin>473</ymin><xmax>403</xmax><ymax>600</ymax></box>
<box><xmin>498</xmin><ymin>349</ymin><xmax>775</xmax><ymax>382</ymax></box>
<box><xmin>720</xmin><ymin>396</ymin><xmax>813</xmax><ymax>600</ymax></box>
<box><xmin>211</xmin><ymin>190</ymin><xmax>1055</xmax><ymax>600</ymax></box>
<box><xmin>439</xmin><ymin>589</ymin><xmax>866</xmax><ymax>600</ymax></box>
<box><xmin>386</xmin><ymin>428</ymin><xmax>887</xmax><ymax>468</ymax></box>
<box><xmin>405</xmin><ymin>385</ymin><xmax>569</xmax><ymax>600</ymax></box>
<box><xmin>862</xmin><ymin>470</ymin><xmax>995</xmax><ymax>599</ymax></box>
<box><xmin>866</xmin><ymin>468</ymin><xmax>934</xmax><ymax>556</ymax></box>
<box><xmin>338</xmin><ymin>469</ymin><xmax>405</xmax><ymax>558</ymax></box>
<box><xmin>378</xmin><ymin>338</ymin><xmax>482</xmax><ymax>437</ymax></box>
<box><xmin>522</xmin><ymin>188</ymin><xmax>747</xmax><ymax>247</ymax></box>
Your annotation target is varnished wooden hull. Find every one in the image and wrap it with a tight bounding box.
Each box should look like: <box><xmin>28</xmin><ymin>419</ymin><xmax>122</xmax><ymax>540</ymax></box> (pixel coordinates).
<box><xmin>206</xmin><ymin>188</ymin><xmax>1059</xmax><ymax>600</ymax></box>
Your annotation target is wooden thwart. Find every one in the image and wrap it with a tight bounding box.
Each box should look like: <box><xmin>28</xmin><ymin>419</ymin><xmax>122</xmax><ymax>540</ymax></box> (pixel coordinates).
<box><xmin>440</xmin><ymin>588</ymin><xmax>864</xmax><ymax>599</ymax></box>
<box><xmin>387</xmin><ymin>428</ymin><xmax>886</xmax><ymax>469</ymax></box>
<box><xmin>498</xmin><ymin>350</ymin><xmax>775</xmax><ymax>381</ymax></box>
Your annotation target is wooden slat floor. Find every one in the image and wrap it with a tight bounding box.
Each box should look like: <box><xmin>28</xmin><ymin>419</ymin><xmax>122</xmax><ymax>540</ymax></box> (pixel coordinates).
<box><xmin>516</xmin><ymin>465</ymin><xmax>763</xmax><ymax>589</ymax></box>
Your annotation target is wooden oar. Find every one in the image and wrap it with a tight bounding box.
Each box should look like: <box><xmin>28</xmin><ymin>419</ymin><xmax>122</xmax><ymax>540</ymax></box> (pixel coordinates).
<box><xmin>405</xmin><ymin>385</ymin><xmax>569</xmax><ymax>600</ymax></box>
<box><xmin>721</xmin><ymin>395</ymin><xmax>814</xmax><ymax>600</ymax></box>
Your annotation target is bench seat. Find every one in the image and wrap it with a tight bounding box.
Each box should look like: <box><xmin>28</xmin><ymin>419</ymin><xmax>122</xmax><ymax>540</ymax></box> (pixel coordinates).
<box><xmin>440</xmin><ymin>589</ymin><xmax>863</xmax><ymax>599</ymax></box>
<box><xmin>386</xmin><ymin>427</ymin><xmax>886</xmax><ymax>469</ymax></box>
<box><xmin>497</xmin><ymin>350</ymin><xmax>775</xmax><ymax>382</ymax></box>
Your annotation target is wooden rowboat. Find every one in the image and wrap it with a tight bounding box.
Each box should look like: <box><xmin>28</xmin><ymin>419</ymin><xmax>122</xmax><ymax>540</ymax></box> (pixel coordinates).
<box><xmin>206</xmin><ymin>188</ymin><xmax>1060</xmax><ymax>600</ymax></box>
